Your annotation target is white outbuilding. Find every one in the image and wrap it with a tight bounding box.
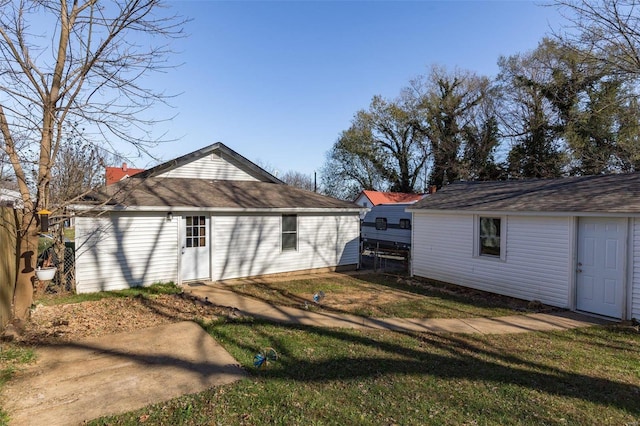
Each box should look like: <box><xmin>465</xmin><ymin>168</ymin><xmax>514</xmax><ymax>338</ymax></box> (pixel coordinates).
<box><xmin>72</xmin><ymin>143</ymin><xmax>362</xmax><ymax>293</ymax></box>
<box><xmin>408</xmin><ymin>174</ymin><xmax>640</xmax><ymax>320</ymax></box>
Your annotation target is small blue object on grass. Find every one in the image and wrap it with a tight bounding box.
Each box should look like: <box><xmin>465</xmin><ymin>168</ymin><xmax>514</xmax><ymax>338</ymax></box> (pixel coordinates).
<box><xmin>313</xmin><ymin>291</ymin><xmax>325</xmax><ymax>304</ymax></box>
<box><xmin>253</xmin><ymin>347</ymin><xmax>278</xmax><ymax>369</ymax></box>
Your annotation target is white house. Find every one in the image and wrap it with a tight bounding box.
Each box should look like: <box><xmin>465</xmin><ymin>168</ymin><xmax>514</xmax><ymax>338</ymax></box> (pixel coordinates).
<box><xmin>353</xmin><ymin>190</ymin><xmax>424</xmax><ymax>216</ymax></box>
<box><xmin>0</xmin><ymin>188</ymin><xmax>22</xmax><ymax>208</ymax></box>
<box><xmin>72</xmin><ymin>143</ymin><xmax>363</xmax><ymax>293</ymax></box>
<box><xmin>353</xmin><ymin>190</ymin><xmax>424</xmax><ymax>208</ymax></box>
<box><xmin>408</xmin><ymin>174</ymin><xmax>640</xmax><ymax>320</ymax></box>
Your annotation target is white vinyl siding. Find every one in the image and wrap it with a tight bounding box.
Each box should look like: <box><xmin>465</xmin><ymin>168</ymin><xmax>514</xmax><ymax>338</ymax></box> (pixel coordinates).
<box><xmin>211</xmin><ymin>213</ymin><xmax>359</xmax><ymax>281</ymax></box>
<box><xmin>412</xmin><ymin>213</ymin><xmax>571</xmax><ymax>308</ymax></box>
<box><xmin>75</xmin><ymin>212</ymin><xmax>179</xmax><ymax>293</ymax></box>
<box><xmin>75</xmin><ymin>211</ymin><xmax>360</xmax><ymax>293</ymax></box>
<box><xmin>156</xmin><ymin>153</ymin><xmax>262</xmax><ymax>181</ymax></box>
<box><xmin>632</xmin><ymin>218</ymin><xmax>640</xmax><ymax>320</ymax></box>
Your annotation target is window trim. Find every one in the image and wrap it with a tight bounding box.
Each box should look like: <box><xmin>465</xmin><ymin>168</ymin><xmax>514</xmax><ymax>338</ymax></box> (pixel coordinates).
<box><xmin>474</xmin><ymin>215</ymin><xmax>506</xmax><ymax>261</ymax></box>
<box><xmin>184</xmin><ymin>215</ymin><xmax>207</xmax><ymax>248</ymax></box>
<box><xmin>281</xmin><ymin>214</ymin><xmax>298</xmax><ymax>251</ymax></box>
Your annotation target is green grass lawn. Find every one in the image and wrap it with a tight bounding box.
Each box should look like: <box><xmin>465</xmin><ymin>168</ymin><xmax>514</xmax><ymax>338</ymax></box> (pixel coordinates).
<box><xmin>89</xmin><ymin>319</ymin><xmax>640</xmax><ymax>425</ymax></box>
<box><xmin>8</xmin><ymin>277</ymin><xmax>640</xmax><ymax>425</ymax></box>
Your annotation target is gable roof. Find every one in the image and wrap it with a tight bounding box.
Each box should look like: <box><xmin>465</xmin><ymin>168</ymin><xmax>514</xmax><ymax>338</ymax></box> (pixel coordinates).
<box><xmin>409</xmin><ymin>173</ymin><xmax>640</xmax><ymax>214</ymax></box>
<box><xmin>135</xmin><ymin>142</ymin><xmax>283</xmax><ymax>184</ymax></box>
<box><xmin>83</xmin><ymin>177</ymin><xmax>361</xmax><ymax>211</ymax></box>
<box><xmin>357</xmin><ymin>190</ymin><xmax>423</xmax><ymax>206</ymax></box>
<box><xmin>105</xmin><ymin>163</ymin><xmax>145</xmax><ymax>185</ymax></box>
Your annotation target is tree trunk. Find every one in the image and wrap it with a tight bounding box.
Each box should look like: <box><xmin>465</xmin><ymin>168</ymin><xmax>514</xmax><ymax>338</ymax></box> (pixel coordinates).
<box><xmin>12</xmin><ymin>212</ymin><xmax>37</xmax><ymax>322</ymax></box>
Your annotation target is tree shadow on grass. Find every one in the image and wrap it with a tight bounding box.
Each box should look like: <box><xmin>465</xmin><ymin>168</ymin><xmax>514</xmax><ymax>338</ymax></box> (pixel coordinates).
<box><xmin>206</xmin><ymin>318</ymin><xmax>640</xmax><ymax>415</ymax></box>
<box><xmin>540</xmin><ymin>323</ymin><xmax>640</xmax><ymax>354</ymax></box>
<box><xmin>356</xmin><ymin>273</ymin><xmax>552</xmax><ymax>313</ymax></box>
<box><xmin>216</xmin><ymin>271</ymin><xmax>543</xmax><ymax>320</ymax></box>
<box><xmin>11</xmin><ymin>287</ymin><xmax>638</xmax><ymax>421</ymax></box>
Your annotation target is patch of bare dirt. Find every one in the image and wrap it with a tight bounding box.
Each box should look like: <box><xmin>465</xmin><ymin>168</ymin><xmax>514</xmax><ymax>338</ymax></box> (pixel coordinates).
<box><xmin>11</xmin><ymin>272</ymin><xmax>557</xmax><ymax>346</ymax></box>
<box><xmin>315</xmin><ymin>280</ymin><xmax>427</xmax><ymax>313</ymax></box>
<box><xmin>226</xmin><ymin>272</ymin><xmax>556</xmax><ymax>316</ymax></box>
<box><xmin>17</xmin><ymin>293</ymin><xmax>228</xmax><ymax>345</ymax></box>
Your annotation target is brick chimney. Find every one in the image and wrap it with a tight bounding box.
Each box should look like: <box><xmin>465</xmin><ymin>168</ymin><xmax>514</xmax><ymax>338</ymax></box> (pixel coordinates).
<box><xmin>122</xmin><ymin>162</ymin><xmax>128</xmax><ymax>172</ymax></box>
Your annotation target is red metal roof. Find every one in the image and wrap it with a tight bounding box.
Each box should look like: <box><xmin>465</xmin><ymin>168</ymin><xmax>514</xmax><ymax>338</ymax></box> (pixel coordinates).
<box><xmin>105</xmin><ymin>163</ymin><xmax>145</xmax><ymax>185</ymax></box>
<box><xmin>359</xmin><ymin>190</ymin><xmax>423</xmax><ymax>205</ymax></box>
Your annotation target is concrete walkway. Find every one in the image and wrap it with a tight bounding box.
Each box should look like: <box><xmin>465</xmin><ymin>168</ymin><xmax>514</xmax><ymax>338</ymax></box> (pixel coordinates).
<box><xmin>1</xmin><ymin>322</ymin><xmax>246</xmax><ymax>426</ymax></box>
<box><xmin>2</xmin><ymin>277</ymin><xmax>611</xmax><ymax>425</ymax></box>
<box><xmin>185</xmin><ymin>280</ymin><xmax>612</xmax><ymax>334</ymax></box>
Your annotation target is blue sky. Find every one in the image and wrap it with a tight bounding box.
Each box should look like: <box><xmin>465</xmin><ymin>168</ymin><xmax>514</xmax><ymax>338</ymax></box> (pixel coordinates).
<box><xmin>136</xmin><ymin>1</ymin><xmax>565</xmax><ymax>178</ymax></box>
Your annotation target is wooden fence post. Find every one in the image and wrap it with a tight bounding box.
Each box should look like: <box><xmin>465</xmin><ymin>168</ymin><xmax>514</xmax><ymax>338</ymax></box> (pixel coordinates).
<box><xmin>0</xmin><ymin>206</ymin><xmax>17</xmax><ymax>331</ymax></box>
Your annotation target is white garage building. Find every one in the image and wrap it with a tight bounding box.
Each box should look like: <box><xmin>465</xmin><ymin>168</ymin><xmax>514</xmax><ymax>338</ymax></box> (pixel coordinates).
<box><xmin>408</xmin><ymin>174</ymin><xmax>640</xmax><ymax>320</ymax></box>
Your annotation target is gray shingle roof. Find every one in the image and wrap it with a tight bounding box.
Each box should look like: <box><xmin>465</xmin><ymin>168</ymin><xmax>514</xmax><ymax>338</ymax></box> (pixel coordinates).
<box><xmin>410</xmin><ymin>173</ymin><xmax>640</xmax><ymax>213</ymax></box>
<box><xmin>85</xmin><ymin>177</ymin><xmax>360</xmax><ymax>210</ymax></box>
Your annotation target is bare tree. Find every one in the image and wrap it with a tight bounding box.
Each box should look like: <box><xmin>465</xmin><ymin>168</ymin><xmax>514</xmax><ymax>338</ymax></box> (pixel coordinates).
<box><xmin>321</xmin><ymin>94</ymin><xmax>428</xmax><ymax>198</ymax></box>
<box><xmin>320</xmin><ymin>143</ymin><xmax>387</xmax><ymax>201</ymax></box>
<box><xmin>0</xmin><ymin>0</ymin><xmax>186</xmax><ymax>323</ymax></box>
<box><xmin>279</xmin><ymin>170</ymin><xmax>315</xmax><ymax>192</ymax></box>
<box><xmin>554</xmin><ymin>0</ymin><xmax>640</xmax><ymax>77</ymax></box>
<box><xmin>0</xmin><ymin>143</ymin><xmax>12</xmax><ymax>184</ymax></box>
<box><xmin>50</xmin><ymin>128</ymin><xmax>121</xmax><ymax>205</ymax></box>
<box><xmin>410</xmin><ymin>66</ymin><xmax>494</xmax><ymax>188</ymax></box>
<box><xmin>253</xmin><ymin>160</ymin><xmax>316</xmax><ymax>192</ymax></box>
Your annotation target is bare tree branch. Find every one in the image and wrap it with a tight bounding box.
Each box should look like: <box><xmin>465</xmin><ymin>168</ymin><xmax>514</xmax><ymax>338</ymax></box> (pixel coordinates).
<box><xmin>0</xmin><ymin>0</ymin><xmax>187</xmax><ymax>321</ymax></box>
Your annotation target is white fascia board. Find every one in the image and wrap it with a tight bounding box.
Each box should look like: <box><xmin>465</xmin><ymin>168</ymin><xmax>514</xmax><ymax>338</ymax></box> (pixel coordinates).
<box><xmin>406</xmin><ymin>208</ymin><xmax>640</xmax><ymax>218</ymax></box>
<box><xmin>69</xmin><ymin>204</ymin><xmax>364</xmax><ymax>214</ymax></box>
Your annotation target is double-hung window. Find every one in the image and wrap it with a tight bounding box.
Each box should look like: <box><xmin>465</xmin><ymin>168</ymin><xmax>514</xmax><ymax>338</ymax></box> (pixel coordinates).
<box><xmin>282</xmin><ymin>214</ymin><xmax>297</xmax><ymax>251</ymax></box>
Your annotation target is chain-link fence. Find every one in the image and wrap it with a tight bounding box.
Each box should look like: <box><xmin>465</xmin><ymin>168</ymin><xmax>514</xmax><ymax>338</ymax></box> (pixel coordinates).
<box><xmin>37</xmin><ymin>237</ymin><xmax>75</xmax><ymax>294</ymax></box>
<box><xmin>360</xmin><ymin>242</ymin><xmax>410</xmax><ymax>273</ymax></box>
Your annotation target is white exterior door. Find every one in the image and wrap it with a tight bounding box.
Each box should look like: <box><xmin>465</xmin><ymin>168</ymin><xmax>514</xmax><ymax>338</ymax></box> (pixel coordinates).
<box><xmin>576</xmin><ymin>217</ymin><xmax>625</xmax><ymax>318</ymax></box>
<box><xmin>181</xmin><ymin>215</ymin><xmax>210</xmax><ymax>281</ymax></box>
